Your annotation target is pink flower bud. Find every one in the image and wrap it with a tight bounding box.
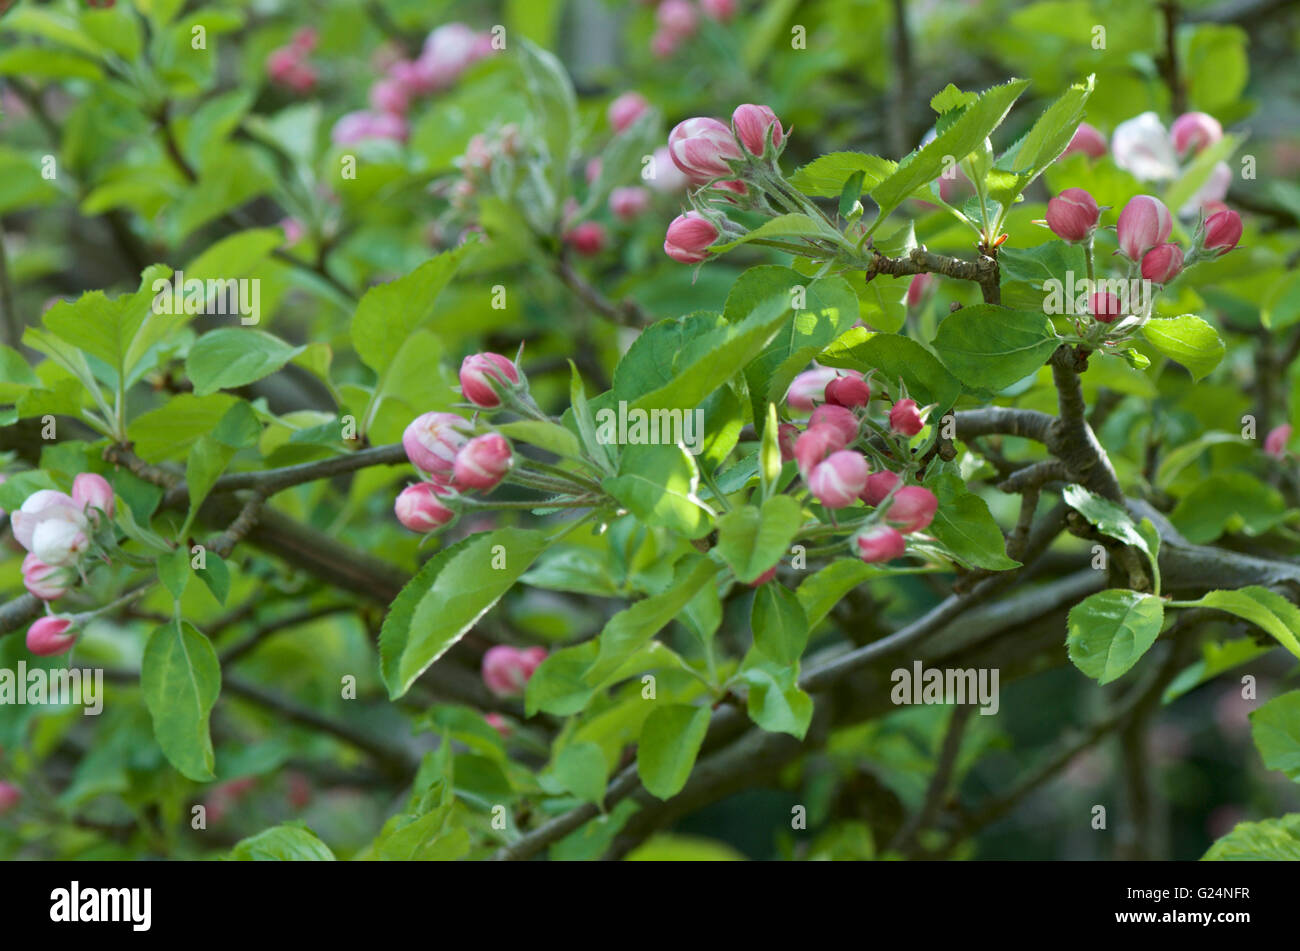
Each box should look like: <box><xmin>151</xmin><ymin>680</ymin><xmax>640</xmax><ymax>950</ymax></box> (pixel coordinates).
<box><xmin>854</xmin><ymin>525</ymin><xmax>907</xmax><ymax>563</ymax></box>
<box><xmin>809</xmin><ymin>404</ymin><xmax>859</xmax><ymax>445</ymax></box>
<box><xmin>785</xmin><ymin>367</ymin><xmax>838</xmax><ymax>412</ymax></box>
<box><xmin>886</xmin><ymin>486</ymin><xmax>938</xmax><ymax>533</ymax></box>
<box><xmin>650</xmin><ymin>29</ymin><xmax>680</xmax><ymax>59</ymax></box>
<box><xmin>368</xmin><ymin>111</ymin><xmax>409</xmax><ymax>143</ymax></box>
<box><xmin>667</xmin><ymin>116</ymin><xmax>743</xmax><ymax>183</ymax></box>
<box><xmin>394</xmin><ymin>482</ymin><xmax>457</xmax><ymax>533</ymax></box>
<box><xmin>1046</xmin><ymin>187</ymin><xmax>1100</xmax><ymax>243</ymax></box>
<box><xmin>664</xmin><ymin>211</ymin><xmax>719</xmax><ymax>263</ymax></box>
<box><xmin>1089</xmin><ymin>291</ymin><xmax>1124</xmax><ymax>323</ymax></box>
<box><xmin>609</xmin><ymin>92</ymin><xmax>650</xmax><ymax>133</ymax></box>
<box><xmin>22</xmin><ymin>553</ymin><xmax>68</xmax><ymax>601</ymax></box>
<box><xmin>777</xmin><ymin>422</ymin><xmax>800</xmax><ymax>462</ymax></box>
<box><xmin>280</xmin><ymin>217</ymin><xmax>305</xmax><ymax>246</ymax></box>
<box><xmin>72</xmin><ymin>472</ymin><xmax>114</xmax><ymax>519</ymax></box>
<box><xmin>888</xmin><ymin>398</ymin><xmax>925</xmax><ymax>437</ymax></box>
<box><xmin>369</xmin><ymin>78</ymin><xmax>410</xmax><ymax>116</ymax></box>
<box><xmin>824</xmin><ymin>373</ymin><xmax>870</xmax><ymax>409</ymax></box>
<box><xmin>402</xmin><ymin>412</ymin><xmax>472</xmax><ymax>477</ymax></box>
<box><xmin>794</xmin><ymin>424</ymin><xmax>848</xmax><ymax>477</ymax></box>
<box><xmin>657</xmin><ymin>0</ymin><xmax>699</xmax><ymax>37</ymax></box>
<box><xmin>0</xmin><ymin>781</ymin><xmax>19</xmax><ymax>815</ymax></box>
<box><xmin>1265</xmin><ymin>424</ymin><xmax>1292</xmax><ymax>458</ymax></box>
<box><xmin>584</xmin><ymin>157</ymin><xmax>603</xmax><ymax>186</ymax></box>
<box><xmin>732</xmin><ymin>104</ymin><xmax>783</xmax><ymax>157</ymax></box>
<box><xmin>1171</xmin><ymin>112</ymin><xmax>1222</xmax><ymax>156</ymax></box>
<box><xmin>482</xmin><ymin>645</ymin><xmax>543</xmax><ymax>697</ymax></box>
<box><xmin>1203</xmin><ymin>209</ymin><xmax>1242</xmax><ymax>255</ymax></box>
<box><xmin>32</xmin><ymin>518</ymin><xmax>88</xmax><ymax>567</ymax></box>
<box><xmin>808</xmin><ymin>451</ymin><xmax>869</xmax><ymax>509</ymax></box>
<box><xmin>860</xmin><ymin>470</ymin><xmax>901</xmax><ymax>506</ymax></box>
<box><xmin>648</xmin><ymin>146</ymin><xmax>690</xmax><ymax>193</ymax></box>
<box><xmin>565</xmin><ymin>221</ymin><xmax>607</xmax><ymax>256</ymax></box>
<box><xmin>1062</xmin><ymin>122</ymin><xmax>1107</xmax><ymax>160</ymax></box>
<box><xmin>452</xmin><ymin>433</ymin><xmax>513</xmax><ymax>491</ymax></box>
<box><xmin>266</xmin><ymin>47</ymin><xmax>301</xmax><ymax>85</ymax></box>
<box><xmin>749</xmin><ymin>566</ymin><xmax>778</xmax><ymax>586</ymax></box>
<box><xmin>1111</xmin><ymin>113</ymin><xmax>1179</xmax><ymax>182</ymax></box>
<box><xmin>27</xmin><ymin>616</ymin><xmax>77</xmax><ymax>657</ymax></box>
<box><xmin>388</xmin><ymin>58</ymin><xmax>432</xmax><ymax>95</ymax></box>
<box><xmin>1116</xmin><ymin>195</ymin><xmax>1173</xmax><ymax>261</ymax></box>
<box><xmin>11</xmin><ymin>489</ymin><xmax>84</xmax><ymax>551</ymax></box>
<box><xmin>484</xmin><ymin>712</ymin><xmax>511</xmax><ymax>737</ymax></box>
<box><xmin>1140</xmin><ymin>242</ymin><xmax>1184</xmax><ymax>284</ymax></box>
<box><xmin>700</xmin><ymin>0</ymin><xmax>738</xmax><ymax>21</ymax></box>
<box><xmin>906</xmin><ymin>273</ymin><xmax>935</xmax><ymax>309</ymax></box>
<box><xmin>610</xmin><ymin>186</ymin><xmax>651</xmax><ymax>221</ymax></box>
<box><xmin>419</xmin><ymin>23</ymin><xmax>485</xmax><ymax>90</ymax></box>
<box><xmin>290</xmin><ymin>27</ymin><xmax>318</xmax><ymax>53</ymax></box>
<box><xmin>460</xmin><ymin>352</ymin><xmax>522</xmax><ymax>409</ymax></box>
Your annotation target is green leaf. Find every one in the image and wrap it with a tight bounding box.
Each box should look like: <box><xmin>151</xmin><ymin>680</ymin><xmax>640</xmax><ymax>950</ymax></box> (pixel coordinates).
<box><xmin>1140</xmin><ymin>314</ymin><xmax>1225</xmax><ymax>382</ymax></box>
<box><xmin>584</xmin><ymin>556</ymin><xmax>720</xmax><ymax>686</ymax></box>
<box><xmin>988</xmin><ymin>75</ymin><xmax>1094</xmax><ymax>206</ymax></box>
<box><xmin>931</xmin><ymin>305</ymin><xmax>1058</xmax><ymax>392</ymax></box>
<box><xmin>751</xmin><ymin>581</ymin><xmax>809</xmax><ymax>666</ymax></box>
<box><xmin>742</xmin><ymin>272</ymin><xmax>859</xmax><ymax>427</ymax></box>
<box><xmin>603</xmin><ymin>444</ymin><xmax>714</xmax><ymax>540</ymax></box>
<box><xmin>997</xmin><ymin>241</ymin><xmax>1086</xmax><ymax>312</ymax></box>
<box><xmin>1177</xmin><ymin>588</ymin><xmax>1300</xmax><ymax>661</ymax></box>
<box><xmin>1203</xmin><ymin>814</ymin><xmax>1300</xmax><ymax>861</ymax></box>
<box><xmin>42</xmin><ymin>264</ymin><xmax>174</xmax><ymax>386</ymax></box>
<box><xmin>186</xmin><ymin>329</ymin><xmax>303</xmax><ymax>396</ymax></box>
<box><xmin>788</xmin><ymin>152</ymin><xmax>898</xmax><ymax>198</ymax></box>
<box><xmin>1250</xmin><ymin>691</ymin><xmax>1300</xmax><ymax>782</ymax></box>
<box><xmin>869</xmin><ymin>79</ymin><xmax>1030</xmax><ymax>223</ymax></box>
<box><xmin>141</xmin><ymin>619</ymin><xmax>221</xmax><ymax>781</ymax></box>
<box><xmin>838</xmin><ymin>169</ymin><xmax>866</xmax><ymax>218</ymax></box>
<box><xmin>715</xmin><ymin>494</ymin><xmax>804</xmax><ymax>583</ymax></box>
<box><xmin>709</xmin><ymin>214</ymin><xmax>826</xmax><ymax>253</ymax></box>
<box><xmin>185</xmin><ymin>434</ymin><xmax>236</xmax><ymax>522</ymax></box>
<box><xmin>228</xmin><ymin>822</ymin><xmax>336</xmax><ymax>861</ymax></box>
<box><xmin>350</xmin><ymin>250</ymin><xmax>465</xmax><ymax>377</ymax></box>
<box><xmin>759</xmin><ymin>402</ymin><xmax>782</xmax><ymax>499</ymax></box>
<box><xmin>197</xmin><ymin>551</ymin><xmax>231</xmax><ymax>605</ymax></box>
<box><xmin>518</xmin><ymin>38</ymin><xmax>576</xmax><ymax>212</ymax></box>
<box><xmin>495</xmin><ymin>419</ymin><xmax>584</xmax><ymax>462</ymax></box>
<box><xmin>158</xmin><ymin>546</ymin><xmax>190</xmax><ymax>601</ymax></box>
<box><xmin>1168</xmin><ymin>472</ymin><xmax>1286</xmax><ymax>544</ymax></box>
<box><xmin>551</xmin><ymin>741</ymin><xmax>607</xmax><ymax>807</ymax></box>
<box><xmin>1062</xmin><ymin>484</ymin><xmax>1160</xmax><ymax>593</ymax></box>
<box><xmin>1155</xmin><ymin>432</ymin><xmax>1241</xmax><ymax>489</ymax></box>
<box><xmin>1162</xmin><ymin>637</ymin><xmax>1273</xmax><ymax>703</ymax></box>
<box><xmin>796</xmin><ymin>560</ymin><xmax>897</xmax><ymax>630</ymax></box>
<box><xmin>127</xmin><ymin>394</ymin><xmax>238</xmax><ymax>462</ymax></box>
<box><xmin>379</xmin><ymin>528</ymin><xmax>550</xmax><ymax>698</ymax></box>
<box><xmin>1066</xmin><ymin>589</ymin><xmax>1165</xmax><ymax>684</ymax></box>
<box><xmin>740</xmin><ymin>664</ymin><xmax>813</xmax><ymax>739</ymax></box>
<box><xmin>821</xmin><ymin>330</ymin><xmax>962</xmax><ymax>412</ymax></box>
<box><xmin>923</xmin><ymin>471</ymin><xmax>1019</xmax><ymax>570</ymax></box>
<box><xmin>637</xmin><ymin>704</ymin><xmax>712</xmax><ymax>800</ymax></box>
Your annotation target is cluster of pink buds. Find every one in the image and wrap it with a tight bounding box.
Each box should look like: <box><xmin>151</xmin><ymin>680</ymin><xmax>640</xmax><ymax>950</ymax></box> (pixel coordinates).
<box><xmin>267</xmin><ymin>28</ymin><xmax>319</xmax><ymax>94</ymax></box>
<box><xmin>661</xmin><ymin>103</ymin><xmax>787</xmax><ymax>264</ymax></box>
<box><xmin>332</xmin><ymin>22</ymin><xmax>497</xmax><ymax>146</ymax></box>
<box><xmin>395</xmin><ymin>352</ymin><xmax>533</xmax><ymax>535</ymax></box>
<box><xmin>12</xmin><ymin>474</ymin><xmax>115</xmax><ymax>606</ymax></box>
<box><xmin>1111</xmin><ymin>111</ymin><xmax>1231</xmax><ymax>216</ymax></box>
<box><xmin>782</xmin><ymin>368</ymin><xmax>938</xmax><ymax>564</ymax></box>
<box><xmin>481</xmin><ymin>645</ymin><xmax>548</xmax><ymax>697</ymax></box>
